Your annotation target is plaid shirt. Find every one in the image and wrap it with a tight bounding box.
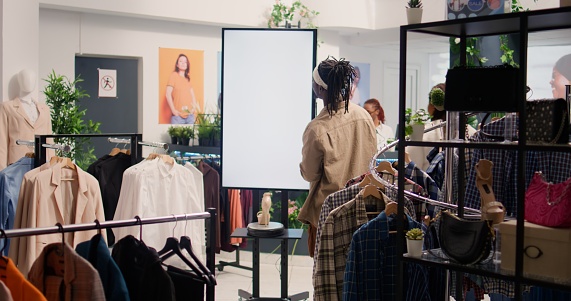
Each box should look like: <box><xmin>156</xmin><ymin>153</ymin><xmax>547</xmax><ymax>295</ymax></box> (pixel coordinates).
<box><xmin>405</xmin><ymin>161</ymin><xmax>440</xmax><ymax>200</ymax></box>
<box><xmin>314</xmin><ymin>185</ymin><xmax>361</xmax><ymax>272</ymax></box>
<box><xmin>343</xmin><ymin>212</ymin><xmax>432</xmax><ymax>301</ymax></box>
<box><xmin>313</xmin><ymin>191</ymin><xmax>388</xmax><ymax>301</ymax></box>
<box><xmin>426</xmin><ymin>147</ymin><xmax>445</xmax><ymax>190</ymax></box>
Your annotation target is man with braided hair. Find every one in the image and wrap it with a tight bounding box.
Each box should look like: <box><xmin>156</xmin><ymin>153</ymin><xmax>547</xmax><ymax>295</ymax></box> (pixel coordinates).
<box><xmin>298</xmin><ymin>57</ymin><xmax>377</xmax><ymax>257</ymax></box>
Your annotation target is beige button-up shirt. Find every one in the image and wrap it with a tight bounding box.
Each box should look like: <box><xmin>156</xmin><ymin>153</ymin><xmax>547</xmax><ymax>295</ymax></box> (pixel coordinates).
<box><xmin>298</xmin><ymin>102</ymin><xmax>377</xmax><ymax>228</ymax></box>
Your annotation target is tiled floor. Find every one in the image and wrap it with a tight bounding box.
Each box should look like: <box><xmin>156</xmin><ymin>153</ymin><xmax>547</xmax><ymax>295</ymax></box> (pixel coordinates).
<box><xmin>215</xmin><ymin>250</ymin><xmax>314</xmax><ymax>301</ymax></box>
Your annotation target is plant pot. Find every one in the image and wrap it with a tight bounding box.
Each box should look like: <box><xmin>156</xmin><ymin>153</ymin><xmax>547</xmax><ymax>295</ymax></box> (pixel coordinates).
<box><xmin>406</xmin><ymin>8</ymin><xmax>423</xmax><ymax>24</ymax></box>
<box><xmin>181</xmin><ymin>138</ymin><xmax>190</xmax><ymax>146</ymax></box>
<box><xmin>170</xmin><ymin>136</ymin><xmax>178</xmax><ymax>144</ymax></box>
<box><xmin>409</xmin><ymin>123</ymin><xmax>425</xmax><ymax>141</ymax></box>
<box><xmin>198</xmin><ymin>137</ymin><xmax>212</xmax><ymax>147</ymax></box>
<box><xmin>406</xmin><ymin>238</ymin><xmax>424</xmax><ymax>258</ymax></box>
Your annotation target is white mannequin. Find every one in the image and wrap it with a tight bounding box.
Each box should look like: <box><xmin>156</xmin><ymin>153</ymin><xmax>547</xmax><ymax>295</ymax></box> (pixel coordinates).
<box><xmin>17</xmin><ymin>69</ymin><xmax>39</xmax><ymax>123</ymax></box>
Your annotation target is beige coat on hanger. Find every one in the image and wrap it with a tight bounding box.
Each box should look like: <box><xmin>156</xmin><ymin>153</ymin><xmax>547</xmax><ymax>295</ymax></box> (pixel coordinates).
<box><xmin>0</xmin><ymin>98</ymin><xmax>54</xmax><ymax>170</ymax></box>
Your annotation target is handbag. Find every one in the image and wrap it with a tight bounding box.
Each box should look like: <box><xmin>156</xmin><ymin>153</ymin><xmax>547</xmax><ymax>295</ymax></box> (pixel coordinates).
<box><xmin>445</xmin><ymin>65</ymin><xmax>519</xmax><ymax>112</ymax></box>
<box><xmin>525</xmin><ymin>98</ymin><xmax>569</xmax><ymax>144</ymax></box>
<box><xmin>431</xmin><ymin>210</ymin><xmax>495</xmax><ymax>265</ymax></box>
<box><xmin>525</xmin><ymin>172</ymin><xmax>571</xmax><ymax>228</ymax></box>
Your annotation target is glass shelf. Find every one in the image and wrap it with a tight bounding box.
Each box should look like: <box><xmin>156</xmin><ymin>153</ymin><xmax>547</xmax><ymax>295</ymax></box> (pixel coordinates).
<box><xmin>403</xmin><ymin>140</ymin><xmax>571</xmax><ymax>152</ymax></box>
<box><xmin>402</xmin><ymin>249</ymin><xmax>571</xmax><ymax>291</ymax></box>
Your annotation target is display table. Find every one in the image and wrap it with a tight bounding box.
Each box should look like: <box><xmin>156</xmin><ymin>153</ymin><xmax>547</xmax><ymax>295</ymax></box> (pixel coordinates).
<box><xmin>230</xmin><ymin>228</ymin><xmax>309</xmax><ymax>301</ymax></box>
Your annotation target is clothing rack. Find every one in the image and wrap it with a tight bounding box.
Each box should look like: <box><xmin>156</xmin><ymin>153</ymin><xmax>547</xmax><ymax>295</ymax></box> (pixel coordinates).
<box><xmin>3</xmin><ymin>209</ymin><xmax>217</xmax><ymax>301</ymax></box>
<box><xmin>34</xmin><ymin>133</ymin><xmax>143</xmax><ymax>167</ymax></box>
<box><xmin>139</xmin><ymin>140</ymin><xmax>169</xmax><ymax>151</ymax></box>
<box><xmin>16</xmin><ymin>139</ymin><xmax>72</xmax><ymax>153</ymax></box>
<box><xmin>370</xmin><ymin>130</ymin><xmax>481</xmax><ymax>215</ymax></box>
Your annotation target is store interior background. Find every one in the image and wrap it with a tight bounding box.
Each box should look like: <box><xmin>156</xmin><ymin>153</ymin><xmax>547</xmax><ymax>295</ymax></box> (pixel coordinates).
<box><xmin>0</xmin><ymin>0</ymin><xmax>562</xmax><ymax>158</ymax></box>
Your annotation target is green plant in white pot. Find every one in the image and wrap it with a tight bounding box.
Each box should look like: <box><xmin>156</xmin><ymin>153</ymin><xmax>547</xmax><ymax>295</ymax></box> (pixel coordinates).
<box><xmin>405</xmin><ymin>228</ymin><xmax>424</xmax><ymax>257</ymax></box>
<box><xmin>405</xmin><ymin>108</ymin><xmax>431</xmax><ymax>141</ymax></box>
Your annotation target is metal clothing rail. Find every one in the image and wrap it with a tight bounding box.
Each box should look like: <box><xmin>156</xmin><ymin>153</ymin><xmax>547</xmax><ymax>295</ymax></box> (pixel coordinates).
<box><xmin>16</xmin><ymin>139</ymin><xmax>72</xmax><ymax>153</ymax></box>
<box><xmin>34</xmin><ymin>134</ymin><xmax>143</xmax><ymax>167</ymax></box>
<box><xmin>369</xmin><ymin>130</ymin><xmax>481</xmax><ymax>215</ymax></box>
<box><xmin>108</xmin><ymin>137</ymin><xmax>131</xmax><ymax>145</ymax></box>
<box><xmin>3</xmin><ymin>209</ymin><xmax>217</xmax><ymax>301</ymax></box>
<box><xmin>139</xmin><ymin>140</ymin><xmax>169</xmax><ymax>151</ymax></box>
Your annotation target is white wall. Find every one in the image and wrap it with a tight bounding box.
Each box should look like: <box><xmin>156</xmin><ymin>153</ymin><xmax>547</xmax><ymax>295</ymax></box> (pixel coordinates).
<box><xmin>39</xmin><ymin>9</ymin><xmax>224</xmax><ymax>145</ymax></box>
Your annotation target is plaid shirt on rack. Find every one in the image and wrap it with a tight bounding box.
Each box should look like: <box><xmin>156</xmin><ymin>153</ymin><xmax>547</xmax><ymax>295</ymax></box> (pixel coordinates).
<box><xmin>343</xmin><ymin>212</ymin><xmax>423</xmax><ymax>301</ymax></box>
<box><xmin>313</xmin><ymin>191</ymin><xmax>388</xmax><ymax>301</ymax></box>
<box><xmin>426</xmin><ymin>147</ymin><xmax>445</xmax><ymax>190</ymax></box>
<box><xmin>405</xmin><ymin>161</ymin><xmax>440</xmax><ymax>200</ymax></box>
<box><xmin>313</xmin><ymin>184</ymin><xmax>361</xmax><ymax>272</ymax></box>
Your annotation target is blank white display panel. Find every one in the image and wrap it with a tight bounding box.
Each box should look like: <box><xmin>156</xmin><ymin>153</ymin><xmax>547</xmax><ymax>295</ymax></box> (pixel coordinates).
<box><xmin>222</xmin><ymin>29</ymin><xmax>315</xmax><ymax>190</ymax></box>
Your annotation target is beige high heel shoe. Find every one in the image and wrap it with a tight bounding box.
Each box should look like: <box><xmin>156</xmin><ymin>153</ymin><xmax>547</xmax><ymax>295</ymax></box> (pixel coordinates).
<box><xmin>257</xmin><ymin>192</ymin><xmax>272</xmax><ymax>225</ymax></box>
<box><xmin>475</xmin><ymin>159</ymin><xmax>505</xmax><ymax>225</ymax></box>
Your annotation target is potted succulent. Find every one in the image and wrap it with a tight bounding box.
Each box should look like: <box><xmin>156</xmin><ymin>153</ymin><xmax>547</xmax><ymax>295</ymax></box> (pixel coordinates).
<box><xmin>180</xmin><ymin>126</ymin><xmax>194</xmax><ymax>146</ymax></box>
<box><xmin>405</xmin><ymin>228</ymin><xmax>424</xmax><ymax>257</ymax></box>
<box><xmin>406</xmin><ymin>0</ymin><xmax>423</xmax><ymax>24</ymax></box>
<box><xmin>405</xmin><ymin>108</ymin><xmax>431</xmax><ymax>141</ymax></box>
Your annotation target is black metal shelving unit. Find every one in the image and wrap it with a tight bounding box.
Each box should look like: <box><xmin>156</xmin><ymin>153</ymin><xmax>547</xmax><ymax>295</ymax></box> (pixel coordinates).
<box><xmin>396</xmin><ymin>7</ymin><xmax>571</xmax><ymax>301</ymax></box>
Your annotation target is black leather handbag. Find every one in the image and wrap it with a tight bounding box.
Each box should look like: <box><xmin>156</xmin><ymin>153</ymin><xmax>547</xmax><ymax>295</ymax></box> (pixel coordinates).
<box><xmin>525</xmin><ymin>98</ymin><xmax>569</xmax><ymax>144</ymax></box>
<box><xmin>445</xmin><ymin>65</ymin><xmax>519</xmax><ymax>112</ymax></box>
<box><xmin>435</xmin><ymin>210</ymin><xmax>495</xmax><ymax>265</ymax></box>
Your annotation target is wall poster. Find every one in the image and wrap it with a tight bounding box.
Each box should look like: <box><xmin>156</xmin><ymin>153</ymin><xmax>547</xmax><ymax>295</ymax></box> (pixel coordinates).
<box><xmin>158</xmin><ymin>48</ymin><xmax>204</xmax><ymax>124</ymax></box>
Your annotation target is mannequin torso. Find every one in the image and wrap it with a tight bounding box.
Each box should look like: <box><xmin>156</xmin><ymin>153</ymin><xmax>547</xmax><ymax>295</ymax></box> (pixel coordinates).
<box><xmin>17</xmin><ymin>69</ymin><xmax>39</xmax><ymax>123</ymax></box>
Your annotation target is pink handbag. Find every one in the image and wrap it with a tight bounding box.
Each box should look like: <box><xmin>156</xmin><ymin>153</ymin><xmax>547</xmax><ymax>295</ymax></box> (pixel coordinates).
<box><xmin>525</xmin><ymin>172</ymin><xmax>571</xmax><ymax>228</ymax></box>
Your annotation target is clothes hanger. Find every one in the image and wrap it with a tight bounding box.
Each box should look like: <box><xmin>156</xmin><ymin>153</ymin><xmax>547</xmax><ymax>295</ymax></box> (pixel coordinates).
<box><xmin>358</xmin><ymin>173</ymin><xmax>385</xmax><ymax>191</ymax></box>
<box><xmin>134</xmin><ymin>215</ymin><xmax>144</xmax><ymax>242</ymax></box>
<box><xmin>362</xmin><ymin>184</ymin><xmax>382</xmax><ymax>200</ymax></box>
<box><xmin>376</xmin><ymin>161</ymin><xmax>395</xmax><ymax>175</ymax></box>
<box><xmin>157</xmin><ymin>216</ymin><xmax>213</xmax><ymax>286</ymax></box>
<box><xmin>25</xmin><ymin>152</ymin><xmax>35</xmax><ymax>158</ymax></box>
<box><xmin>109</xmin><ymin>142</ymin><xmax>121</xmax><ymax>156</ymax></box>
<box><xmin>179</xmin><ymin>214</ymin><xmax>216</xmax><ymax>285</ymax></box>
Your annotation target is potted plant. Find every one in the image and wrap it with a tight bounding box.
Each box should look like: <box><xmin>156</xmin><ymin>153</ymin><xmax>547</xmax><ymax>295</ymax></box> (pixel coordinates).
<box><xmin>406</xmin><ymin>0</ymin><xmax>423</xmax><ymax>24</ymax></box>
<box><xmin>179</xmin><ymin>126</ymin><xmax>194</xmax><ymax>146</ymax></box>
<box><xmin>429</xmin><ymin>87</ymin><xmax>445</xmax><ymax>111</ymax></box>
<box><xmin>43</xmin><ymin>70</ymin><xmax>101</xmax><ymax>170</ymax></box>
<box><xmin>405</xmin><ymin>228</ymin><xmax>424</xmax><ymax>258</ymax></box>
<box><xmin>267</xmin><ymin>1</ymin><xmax>319</xmax><ymax>28</ymax></box>
<box><xmin>212</xmin><ymin>114</ymin><xmax>221</xmax><ymax>147</ymax></box>
<box><xmin>405</xmin><ymin>108</ymin><xmax>431</xmax><ymax>141</ymax></box>
<box><xmin>167</xmin><ymin>125</ymin><xmax>178</xmax><ymax>144</ymax></box>
<box><xmin>196</xmin><ymin>114</ymin><xmax>214</xmax><ymax>146</ymax></box>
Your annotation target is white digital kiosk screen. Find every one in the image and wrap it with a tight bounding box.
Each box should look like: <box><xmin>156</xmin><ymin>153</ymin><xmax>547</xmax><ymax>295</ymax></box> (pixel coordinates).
<box><xmin>221</xmin><ymin>29</ymin><xmax>315</xmax><ymax>190</ymax></box>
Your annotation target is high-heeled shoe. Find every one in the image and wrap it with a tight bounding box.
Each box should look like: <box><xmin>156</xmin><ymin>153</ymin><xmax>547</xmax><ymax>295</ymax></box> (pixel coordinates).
<box><xmin>257</xmin><ymin>192</ymin><xmax>272</xmax><ymax>225</ymax></box>
<box><xmin>475</xmin><ymin>159</ymin><xmax>505</xmax><ymax>225</ymax></box>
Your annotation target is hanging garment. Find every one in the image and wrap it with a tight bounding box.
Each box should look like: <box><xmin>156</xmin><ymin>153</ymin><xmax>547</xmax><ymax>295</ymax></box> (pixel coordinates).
<box><xmin>195</xmin><ymin>161</ymin><xmax>220</xmax><ymax>251</ymax></box>
<box><xmin>313</xmin><ymin>185</ymin><xmax>361</xmax><ymax>261</ymax></box>
<box><xmin>0</xmin><ymin>280</ymin><xmax>14</xmax><ymax>301</ymax></box>
<box><xmin>313</xmin><ymin>190</ymin><xmax>388</xmax><ymax>301</ymax></box>
<box><xmin>0</xmin><ymin>98</ymin><xmax>54</xmax><ymax>170</ymax></box>
<box><xmin>404</xmin><ymin>161</ymin><xmax>440</xmax><ymax>200</ymax></box>
<box><xmin>239</xmin><ymin>189</ymin><xmax>252</xmax><ymax>249</ymax></box>
<box><xmin>112</xmin><ymin>235</ymin><xmax>176</xmax><ymax>301</ymax></box>
<box><xmin>75</xmin><ymin>234</ymin><xmax>130</xmax><ymax>301</ymax></box>
<box><xmin>166</xmin><ymin>265</ymin><xmax>206</xmax><ymax>301</ymax></box>
<box><xmin>9</xmin><ymin>163</ymin><xmax>106</xmax><ymax>274</ymax></box>
<box><xmin>28</xmin><ymin>242</ymin><xmax>106</xmax><ymax>301</ymax></box>
<box><xmin>343</xmin><ymin>212</ymin><xmax>432</xmax><ymax>301</ymax></box>
<box><xmin>87</xmin><ymin>152</ymin><xmax>132</xmax><ymax>246</ymax></box>
<box><xmin>228</xmin><ymin>189</ymin><xmax>243</xmax><ymax>245</ymax></box>
<box><xmin>0</xmin><ymin>156</ymin><xmax>34</xmax><ymax>254</ymax></box>
<box><xmin>0</xmin><ymin>257</ymin><xmax>46</xmax><ymax>301</ymax></box>
<box><xmin>113</xmin><ymin>158</ymin><xmax>205</xmax><ymax>264</ymax></box>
